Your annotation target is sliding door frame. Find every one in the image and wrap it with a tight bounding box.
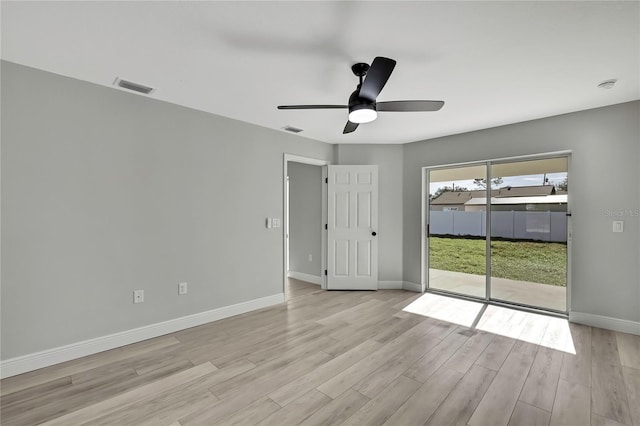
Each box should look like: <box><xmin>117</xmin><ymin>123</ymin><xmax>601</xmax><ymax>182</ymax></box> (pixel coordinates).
<box><xmin>422</xmin><ymin>151</ymin><xmax>572</xmax><ymax>315</ymax></box>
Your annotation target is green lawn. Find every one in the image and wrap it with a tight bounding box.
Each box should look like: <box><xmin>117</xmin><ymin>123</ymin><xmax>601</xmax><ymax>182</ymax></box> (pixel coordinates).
<box><xmin>429</xmin><ymin>237</ymin><xmax>567</xmax><ymax>286</ymax></box>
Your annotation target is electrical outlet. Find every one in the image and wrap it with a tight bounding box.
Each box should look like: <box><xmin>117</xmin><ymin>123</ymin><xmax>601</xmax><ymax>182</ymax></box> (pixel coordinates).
<box><xmin>178</xmin><ymin>282</ymin><xmax>188</xmax><ymax>295</ymax></box>
<box><xmin>133</xmin><ymin>290</ymin><xmax>144</xmax><ymax>304</ymax></box>
<box><xmin>613</xmin><ymin>221</ymin><xmax>624</xmax><ymax>233</ymax></box>
<box><xmin>272</xmin><ymin>218</ymin><xmax>281</xmax><ymax>228</ymax></box>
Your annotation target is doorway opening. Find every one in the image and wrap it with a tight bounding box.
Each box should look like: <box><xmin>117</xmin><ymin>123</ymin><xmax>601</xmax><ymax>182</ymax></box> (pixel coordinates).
<box><xmin>424</xmin><ymin>153</ymin><xmax>571</xmax><ymax>314</ymax></box>
<box><xmin>283</xmin><ymin>154</ymin><xmax>329</xmax><ymax>300</ymax></box>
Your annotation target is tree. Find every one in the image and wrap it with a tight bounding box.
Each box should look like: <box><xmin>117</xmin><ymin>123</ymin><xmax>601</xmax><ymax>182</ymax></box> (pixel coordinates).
<box><xmin>556</xmin><ymin>177</ymin><xmax>568</xmax><ymax>191</ymax></box>
<box><xmin>473</xmin><ymin>177</ymin><xmax>504</xmax><ymax>189</ymax></box>
<box><xmin>430</xmin><ymin>185</ymin><xmax>469</xmax><ymax>200</ymax></box>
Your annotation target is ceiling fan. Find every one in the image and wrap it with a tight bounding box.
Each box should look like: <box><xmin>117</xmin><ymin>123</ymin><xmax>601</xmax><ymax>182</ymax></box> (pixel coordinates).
<box><xmin>277</xmin><ymin>57</ymin><xmax>445</xmax><ymax>134</ymax></box>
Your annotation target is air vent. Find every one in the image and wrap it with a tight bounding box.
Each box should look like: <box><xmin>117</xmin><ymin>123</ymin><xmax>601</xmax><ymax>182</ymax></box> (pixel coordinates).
<box><xmin>113</xmin><ymin>77</ymin><xmax>154</xmax><ymax>95</ymax></box>
<box><xmin>281</xmin><ymin>125</ymin><xmax>303</xmax><ymax>133</ymax></box>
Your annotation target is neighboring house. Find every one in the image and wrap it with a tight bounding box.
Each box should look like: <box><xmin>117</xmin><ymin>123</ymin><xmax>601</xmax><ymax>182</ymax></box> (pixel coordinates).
<box><xmin>431</xmin><ymin>185</ymin><xmax>567</xmax><ymax>212</ymax></box>
<box><xmin>430</xmin><ymin>191</ymin><xmax>473</xmax><ymax>211</ymax></box>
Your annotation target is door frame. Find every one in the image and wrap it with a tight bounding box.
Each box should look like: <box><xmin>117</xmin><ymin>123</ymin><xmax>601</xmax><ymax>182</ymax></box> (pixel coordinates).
<box><xmin>422</xmin><ymin>150</ymin><xmax>572</xmax><ymax>315</ymax></box>
<box><xmin>283</xmin><ymin>154</ymin><xmax>330</xmax><ymax>299</ymax></box>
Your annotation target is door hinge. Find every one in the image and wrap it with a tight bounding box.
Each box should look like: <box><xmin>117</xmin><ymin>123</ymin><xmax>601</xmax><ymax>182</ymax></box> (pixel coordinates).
<box><xmin>325</xmin><ymin>177</ymin><xmax>328</xmax><ymax>183</ymax></box>
<box><xmin>324</xmin><ymin>269</ymin><xmax>328</xmax><ymax>276</ymax></box>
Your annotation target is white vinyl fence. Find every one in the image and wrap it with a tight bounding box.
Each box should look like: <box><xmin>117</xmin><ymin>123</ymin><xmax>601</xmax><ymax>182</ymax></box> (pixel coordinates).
<box><xmin>430</xmin><ymin>211</ymin><xmax>567</xmax><ymax>242</ymax></box>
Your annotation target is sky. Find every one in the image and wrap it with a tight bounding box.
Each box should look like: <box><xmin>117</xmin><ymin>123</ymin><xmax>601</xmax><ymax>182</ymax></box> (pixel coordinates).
<box><xmin>429</xmin><ymin>172</ymin><xmax>567</xmax><ymax>195</ymax></box>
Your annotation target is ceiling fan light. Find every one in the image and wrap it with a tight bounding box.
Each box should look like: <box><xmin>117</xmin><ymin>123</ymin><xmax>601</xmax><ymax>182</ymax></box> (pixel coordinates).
<box><xmin>348</xmin><ymin>106</ymin><xmax>377</xmax><ymax>124</ymax></box>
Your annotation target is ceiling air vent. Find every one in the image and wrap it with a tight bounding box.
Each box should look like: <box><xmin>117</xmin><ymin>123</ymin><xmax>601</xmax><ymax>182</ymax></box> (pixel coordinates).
<box><xmin>113</xmin><ymin>77</ymin><xmax>154</xmax><ymax>95</ymax></box>
<box><xmin>281</xmin><ymin>125</ymin><xmax>303</xmax><ymax>134</ymax></box>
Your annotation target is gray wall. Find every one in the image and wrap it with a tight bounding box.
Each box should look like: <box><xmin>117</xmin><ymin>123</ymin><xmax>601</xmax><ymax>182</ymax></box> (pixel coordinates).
<box><xmin>404</xmin><ymin>101</ymin><xmax>640</xmax><ymax>322</ymax></box>
<box><xmin>2</xmin><ymin>60</ymin><xmax>638</xmax><ymax>361</ymax></box>
<box><xmin>288</xmin><ymin>162</ymin><xmax>322</xmax><ymax>278</ymax></box>
<box><xmin>336</xmin><ymin>145</ymin><xmax>404</xmax><ymax>283</ymax></box>
<box><xmin>1</xmin><ymin>61</ymin><xmax>333</xmax><ymax>359</ymax></box>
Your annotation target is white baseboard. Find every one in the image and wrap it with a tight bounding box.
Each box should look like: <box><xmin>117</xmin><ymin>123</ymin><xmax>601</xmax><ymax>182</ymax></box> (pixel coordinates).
<box><xmin>0</xmin><ymin>293</ymin><xmax>285</xmax><ymax>379</ymax></box>
<box><xmin>569</xmin><ymin>311</ymin><xmax>640</xmax><ymax>336</ymax></box>
<box><xmin>288</xmin><ymin>271</ymin><xmax>322</xmax><ymax>285</ymax></box>
<box><xmin>403</xmin><ymin>281</ymin><xmax>423</xmax><ymax>292</ymax></box>
<box><xmin>378</xmin><ymin>281</ymin><xmax>404</xmax><ymax>289</ymax></box>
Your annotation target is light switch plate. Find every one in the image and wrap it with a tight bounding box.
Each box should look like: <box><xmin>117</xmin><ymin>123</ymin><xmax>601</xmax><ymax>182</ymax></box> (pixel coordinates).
<box><xmin>613</xmin><ymin>221</ymin><xmax>624</xmax><ymax>233</ymax></box>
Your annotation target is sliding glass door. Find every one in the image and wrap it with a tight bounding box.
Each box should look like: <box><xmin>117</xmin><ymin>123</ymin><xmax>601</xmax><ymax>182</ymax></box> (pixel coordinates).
<box><xmin>489</xmin><ymin>157</ymin><xmax>568</xmax><ymax>311</ymax></box>
<box><xmin>426</xmin><ymin>155</ymin><xmax>569</xmax><ymax>313</ymax></box>
<box><xmin>428</xmin><ymin>164</ymin><xmax>487</xmax><ymax>299</ymax></box>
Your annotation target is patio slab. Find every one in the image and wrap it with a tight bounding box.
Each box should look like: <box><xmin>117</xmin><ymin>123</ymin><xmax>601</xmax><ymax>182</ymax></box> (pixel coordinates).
<box><xmin>428</xmin><ymin>268</ymin><xmax>566</xmax><ymax>312</ymax></box>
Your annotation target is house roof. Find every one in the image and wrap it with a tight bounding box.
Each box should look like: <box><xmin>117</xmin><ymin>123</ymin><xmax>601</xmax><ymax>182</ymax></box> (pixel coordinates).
<box><xmin>431</xmin><ymin>192</ymin><xmax>474</xmax><ymax>205</ymax></box>
<box><xmin>431</xmin><ymin>185</ymin><xmax>558</xmax><ymax>205</ymax></box>
<box><xmin>465</xmin><ymin>194</ymin><xmax>568</xmax><ymax>205</ymax></box>
<box><xmin>493</xmin><ymin>185</ymin><xmax>556</xmax><ymax>197</ymax></box>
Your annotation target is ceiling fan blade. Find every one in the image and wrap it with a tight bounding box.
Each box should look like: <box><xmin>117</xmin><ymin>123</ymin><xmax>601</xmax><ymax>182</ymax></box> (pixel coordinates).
<box><xmin>376</xmin><ymin>100</ymin><xmax>445</xmax><ymax>112</ymax></box>
<box><xmin>359</xmin><ymin>57</ymin><xmax>396</xmax><ymax>102</ymax></box>
<box><xmin>277</xmin><ymin>105</ymin><xmax>347</xmax><ymax>110</ymax></box>
<box><xmin>343</xmin><ymin>121</ymin><xmax>359</xmax><ymax>134</ymax></box>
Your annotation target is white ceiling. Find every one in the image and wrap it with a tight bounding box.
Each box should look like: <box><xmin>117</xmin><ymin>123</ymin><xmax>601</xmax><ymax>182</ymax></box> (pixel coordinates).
<box><xmin>2</xmin><ymin>1</ymin><xmax>638</xmax><ymax>145</ymax></box>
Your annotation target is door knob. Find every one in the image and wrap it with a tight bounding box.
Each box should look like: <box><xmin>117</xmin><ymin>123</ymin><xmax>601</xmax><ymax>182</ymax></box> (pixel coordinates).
<box><xmin>371</xmin><ymin>231</ymin><xmax>377</xmax><ymax>236</ymax></box>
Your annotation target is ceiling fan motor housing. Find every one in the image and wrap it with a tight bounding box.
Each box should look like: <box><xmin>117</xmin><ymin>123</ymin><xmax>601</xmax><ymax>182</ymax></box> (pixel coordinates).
<box><xmin>349</xmin><ymin>89</ymin><xmax>375</xmax><ymax>110</ymax></box>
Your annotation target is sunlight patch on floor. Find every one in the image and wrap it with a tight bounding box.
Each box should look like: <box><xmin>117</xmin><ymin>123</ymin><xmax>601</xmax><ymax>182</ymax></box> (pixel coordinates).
<box><xmin>403</xmin><ymin>293</ymin><xmax>485</xmax><ymax>328</ymax></box>
<box><xmin>402</xmin><ymin>293</ymin><xmax>575</xmax><ymax>354</ymax></box>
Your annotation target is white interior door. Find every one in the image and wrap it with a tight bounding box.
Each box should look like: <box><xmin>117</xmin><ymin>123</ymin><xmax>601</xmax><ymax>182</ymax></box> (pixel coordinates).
<box><xmin>326</xmin><ymin>165</ymin><xmax>378</xmax><ymax>290</ymax></box>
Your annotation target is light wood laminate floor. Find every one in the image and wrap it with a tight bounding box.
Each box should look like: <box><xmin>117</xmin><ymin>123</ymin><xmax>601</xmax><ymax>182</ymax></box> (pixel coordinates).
<box><xmin>1</xmin><ymin>279</ymin><xmax>639</xmax><ymax>426</ymax></box>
